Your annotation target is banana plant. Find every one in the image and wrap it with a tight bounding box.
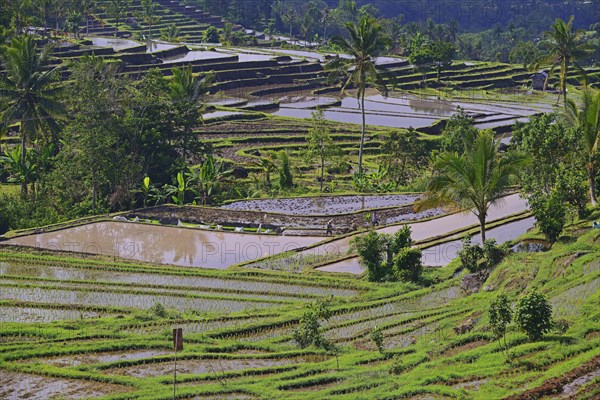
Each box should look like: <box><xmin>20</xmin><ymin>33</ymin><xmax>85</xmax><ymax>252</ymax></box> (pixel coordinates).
<box><xmin>164</xmin><ymin>172</ymin><xmax>193</xmax><ymax>206</ymax></box>
<box><xmin>139</xmin><ymin>176</ymin><xmax>163</xmax><ymax>207</ymax></box>
<box><xmin>0</xmin><ymin>146</ymin><xmax>36</xmax><ymax>188</ymax></box>
<box><xmin>187</xmin><ymin>156</ymin><xmax>231</xmax><ymax>205</ymax></box>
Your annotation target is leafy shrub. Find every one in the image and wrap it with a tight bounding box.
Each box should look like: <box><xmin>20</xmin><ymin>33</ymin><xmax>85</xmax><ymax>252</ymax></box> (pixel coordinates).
<box><xmin>393</xmin><ymin>247</ymin><xmax>423</xmax><ymax>282</ymax></box>
<box><xmin>351</xmin><ymin>230</ymin><xmax>388</xmax><ymax>282</ymax></box>
<box><xmin>294</xmin><ymin>302</ymin><xmax>332</xmax><ymax>349</ymax></box>
<box><xmin>351</xmin><ymin>226</ymin><xmax>418</xmax><ymax>282</ymax></box>
<box><xmin>390</xmin><ymin>225</ymin><xmax>413</xmax><ymax>254</ymax></box>
<box><xmin>483</xmin><ymin>239</ymin><xmax>510</xmax><ymax>267</ymax></box>
<box><xmin>278</xmin><ymin>150</ymin><xmax>294</xmax><ymax>189</ymax></box>
<box><xmin>204</xmin><ymin>26</ymin><xmax>220</xmax><ymax>43</ymax></box>
<box><xmin>371</xmin><ymin>326</ymin><xmax>385</xmax><ymax>355</ymax></box>
<box><xmin>459</xmin><ymin>236</ymin><xmax>509</xmax><ymax>272</ymax></box>
<box><xmin>529</xmin><ymin>191</ymin><xmax>566</xmax><ymax>243</ymax></box>
<box><xmin>149</xmin><ymin>302</ymin><xmax>168</xmax><ymax>318</ymax></box>
<box><xmin>458</xmin><ymin>235</ymin><xmax>484</xmax><ymax>272</ymax></box>
<box><xmin>489</xmin><ymin>294</ymin><xmax>512</xmax><ymax>360</ymax></box>
<box><xmin>514</xmin><ymin>291</ymin><xmax>553</xmax><ymax>341</ymax></box>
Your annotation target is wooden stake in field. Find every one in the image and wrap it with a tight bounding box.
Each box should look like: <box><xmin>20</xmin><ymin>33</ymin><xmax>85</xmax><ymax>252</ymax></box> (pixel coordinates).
<box><xmin>173</xmin><ymin>328</ymin><xmax>183</xmax><ymax>399</ymax></box>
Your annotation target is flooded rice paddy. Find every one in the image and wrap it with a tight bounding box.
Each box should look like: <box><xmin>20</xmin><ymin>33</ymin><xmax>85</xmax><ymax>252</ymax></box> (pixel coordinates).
<box><xmin>0</xmin><ymin>286</ymin><xmax>281</xmax><ymax>313</ymax></box>
<box><xmin>315</xmin><ymin>194</ymin><xmax>529</xmax><ymax>274</ymax></box>
<box><xmin>0</xmin><ymin>262</ymin><xmax>359</xmax><ymax>297</ymax></box>
<box><xmin>0</xmin><ymin>371</ymin><xmax>131</xmax><ymax>400</ymax></box>
<box><xmin>87</xmin><ymin>37</ymin><xmax>141</xmax><ymax>51</ymax></box>
<box><xmin>420</xmin><ymin>216</ymin><xmax>537</xmax><ymax>267</ymax></box>
<box><xmin>222</xmin><ymin>194</ymin><xmax>420</xmax><ymax>215</ymax></box>
<box><xmin>105</xmin><ymin>355</ymin><xmax>329</xmax><ymax>378</ymax></box>
<box><xmin>272</xmin><ymin>91</ymin><xmax>555</xmax><ymax>130</ymax></box>
<box><xmin>5</xmin><ymin>221</ymin><xmax>322</xmax><ymax>269</ymax></box>
<box><xmin>0</xmin><ymin>305</ymin><xmax>108</xmax><ymax>323</ymax></box>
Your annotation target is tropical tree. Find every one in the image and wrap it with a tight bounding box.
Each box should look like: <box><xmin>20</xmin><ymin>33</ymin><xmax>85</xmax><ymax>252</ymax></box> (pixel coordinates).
<box><xmin>168</xmin><ymin>66</ymin><xmax>212</xmax><ymax>165</ymax></box>
<box><xmin>329</xmin><ymin>16</ymin><xmax>391</xmax><ymax>174</ymax></box>
<box><xmin>65</xmin><ymin>11</ymin><xmax>84</xmax><ymax>39</ymax></box>
<box><xmin>161</xmin><ymin>23</ymin><xmax>181</xmax><ymax>42</ymax></box>
<box><xmin>420</xmin><ymin>131</ymin><xmax>528</xmax><ymax>242</ymax></box>
<box><xmin>536</xmin><ymin>16</ymin><xmax>593</xmax><ymax>105</ymax></box>
<box><xmin>254</xmin><ymin>157</ymin><xmax>276</xmax><ymax>189</ymax></box>
<box><xmin>141</xmin><ymin>0</ymin><xmax>160</xmax><ymax>40</ymax></box>
<box><xmin>104</xmin><ymin>0</ymin><xmax>132</xmax><ymax>37</ymax></box>
<box><xmin>8</xmin><ymin>0</ymin><xmax>32</xmax><ymax>33</ymax></box>
<box><xmin>75</xmin><ymin>0</ymin><xmax>96</xmax><ymax>36</ymax></box>
<box><xmin>564</xmin><ymin>89</ymin><xmax>600</xmax><ymax>206</ymax></box>
<box><xmin>0</xmin><ymin>36</ymin><xmax>65</xmax><ymax>197</ymax></box>
<box><xmin>306</xmin><ymin>109</ymin><xmax>341</xmax><ymax>192</ymax></box>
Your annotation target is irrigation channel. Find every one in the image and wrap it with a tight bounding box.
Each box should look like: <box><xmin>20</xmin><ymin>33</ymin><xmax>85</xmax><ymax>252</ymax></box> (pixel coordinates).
<box><xmin>4</xmin><ymin>194</ymin><xmax>529</xmax><ymax>272</ymax></box>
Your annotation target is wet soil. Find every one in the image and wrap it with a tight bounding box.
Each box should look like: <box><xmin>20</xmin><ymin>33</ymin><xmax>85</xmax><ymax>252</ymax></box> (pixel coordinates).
<box><xmin>105</xmin><ymin>356</ymin><xmax>329</xmax><ymax>378</ymax></box>
<box><xmin>0</xmin><ymin>370</ymin><xmax>131</xmax><ymax>399</ymax></box>
<box><xmin>128</xmin><ymin>202</ymin><xmax>441</xmax><ymax>235</ymax></box>
<box><xmin>503</xmin><ymin>356</ymin><xmax>600</xmax><ymax>400</ymax></box>
<box><xmin>31</xmin><ymin>349</ymin><xmax>172</xmax><ymax>367</ymax></box>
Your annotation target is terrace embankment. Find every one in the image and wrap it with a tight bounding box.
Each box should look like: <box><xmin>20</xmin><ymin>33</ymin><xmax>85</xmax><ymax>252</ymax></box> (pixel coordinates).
<box><xmin>126</xmin><ymin>201</ymin><xmax>443</xmax><ymax>235</ymax></box>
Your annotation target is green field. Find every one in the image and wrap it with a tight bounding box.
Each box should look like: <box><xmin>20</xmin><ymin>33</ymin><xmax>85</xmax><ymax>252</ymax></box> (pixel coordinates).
<box><xmin>0</xmin><ymin>212</ymin><xmax>598</xmax><ymax>399</ymax></box>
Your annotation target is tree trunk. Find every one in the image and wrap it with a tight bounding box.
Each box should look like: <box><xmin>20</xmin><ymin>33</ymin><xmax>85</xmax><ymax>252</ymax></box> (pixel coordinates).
<box><xmin>320</xmin><ymin>156</ymin><xmax>325</xmax><ymax>192</ymax></box>
<box><xmin>479</xmin><ymin>213</ymin><xmax>486</xmax><ymax>242</ymax></box>
<box><xmin>588</xmin><ymin>164</ymin><xmax>598</xmax><ymax>206</ymax></box>
<box><xmin>358</xmin><ymin>89</ymin><xmax>366</xmax><ymax>175</ymax></box>
<box><xmin>92</xmin><ymin>168</ymin><xmax>97</xmax><ymax>212</ymax></box>
<box><xmin>20</xmin><ymin>130</ymin><xmax>27</xmax><ymax>198</ymax></box>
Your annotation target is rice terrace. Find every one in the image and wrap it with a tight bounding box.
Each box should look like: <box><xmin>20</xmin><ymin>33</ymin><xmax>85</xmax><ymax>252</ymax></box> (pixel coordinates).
<box><xmin>0</xmin><ymin>0</ymin><xmax>599</xmax><ymax>399</ymax></box>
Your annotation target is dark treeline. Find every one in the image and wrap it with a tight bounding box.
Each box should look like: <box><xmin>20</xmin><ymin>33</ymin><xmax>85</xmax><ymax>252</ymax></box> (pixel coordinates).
<box><xmin>354</xmin><ymin>0</ymin><xmax>599</xmax><ymax>32</ymax></box>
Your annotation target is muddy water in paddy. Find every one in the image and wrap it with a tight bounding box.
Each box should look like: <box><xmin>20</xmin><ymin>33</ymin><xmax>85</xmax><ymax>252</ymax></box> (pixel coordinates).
<box><xmin>32</xmin><ymin>349</ymin><xmax>172</xmax><ymax>367</ymax></box>
<box><xmin>6</xmin><ymin>221</ymin><xmax>321</xmax><ymax>269</ymax></box>
<box><xmin>87</xmin><ymin>37</ymin><xmax>140</xmax><ymax>51</ymax></box>
<box><xmin>161</xmin><ymin>50</ymin><xmax>232</xmax><ymax>63</ymax></box>
<box><xmin>0</xmin><ymin>263</ymin><xmax>359</xmax><ymax>297</ymax></box>
<box><xmin>222</xmin><ymin>194</ymin><xmax>420</xmax><ymax>215</ymax></box>
<box><xmin>274</xmin><ymin>90</ymin><xmax>551</xmax><ymax>130</ymax></box>
<box><xmin>106</xmin><ymin>356</ymin><xmax>329</xmax><ymax>378</ymax></box>
<box><xmin>420</xmin><ymin>216</ymin><xmax>536</xmax><ymax>267</ymax></box>
<box><xmin>0</xmin><ymin>370</ymin><xmax>130</xmax><ymax>400</ymax></box>
<box><xmin>315</xmin><ymin>194</ymin><xmax>528</xmax><ymax>274</ymax></box>
<box><xmin>0</xmin><ymin>305</ymin><xmax>107</xmax><ymax>323</ymax></box>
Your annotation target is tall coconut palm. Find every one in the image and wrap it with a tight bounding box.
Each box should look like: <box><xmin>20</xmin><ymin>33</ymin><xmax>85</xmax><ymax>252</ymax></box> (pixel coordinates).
<box><xmin>141</xmin><ymin>0</ymin><xmax>160</xmax><ymax>41</ymax></box>
<box><xmin>104</xmin><ymin>0</ymin><xmax>132</xmax><ymax>37</ymax></box>
<box><xmin>536</xmin><ymin>16</ymin><xmax>593</xmax><ymax>106</ymax></box>
<box><xmin>420</xmin><ymin>131</ymin><xmax>528</xmax><ymax>242</ymax></box>
<box><xmin>169</xmin><ymin>66</ymin><xmax>212</xmax><ymax>164</ymax></box>
<box><xmin>75</xmin><ymin>0</ymin><xmax>96</xmax><ymax>36</ymax></box>
<box><xmin>0</xmin><ymin>36</ymin><xmax>65</xmax><ymax>197</ymax></box>
<box><xmin>329</xmin><ymin>16</ymin><xmax>391</xmax><ymax>174</ymax></box>
<box><xmin>564</xmin><ymin>89</ymin><xmax>600</xmax><ymax>206</ymax></box>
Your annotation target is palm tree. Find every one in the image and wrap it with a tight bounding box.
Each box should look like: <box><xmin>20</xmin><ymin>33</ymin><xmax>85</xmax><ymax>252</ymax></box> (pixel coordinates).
<box><xmin>161</xmin><ymin>24</ymin><xmax>181</xmax><ymax>42</ymax></box>
<box><xmin>329</xmin><ymin>16</ymin><xmax>391</xmax><ymax>174</ymax></box>
<box><xmin>141</xmin><ymin>0</ymin><xmax>160</xmax><ymax>41</ymax></box>
<box><xmin>0</xmin><ymin>36</ymin><xmax>65</xmax><ymax>197</ymax></box>
<box><xmin>420</xmin><ymin>131</ymin><xmax>528</xmax><ymax>242</ymax></box>
<box><xmin>536</xmin><ymin>16</ymin><xmax>593</xmax><ymax>106</ymax></box>
<box><xmin>75</xmin><ymin>0</ymin><xmax>96</xmax><ymax>36</ymax></box>
<box><xmin>168</xmin><ymin>66</ymin><xmax>212</xmax><ymax>164</ymax></box>
<box><xmin>104</xmin><ymin>0</ymin><xmax>132</xmax><ymax>37</ymax></box>
<box><xmin>564</xmin><ymin>89</ymin><xmax>600</xmax><ymax>206</ymax></box>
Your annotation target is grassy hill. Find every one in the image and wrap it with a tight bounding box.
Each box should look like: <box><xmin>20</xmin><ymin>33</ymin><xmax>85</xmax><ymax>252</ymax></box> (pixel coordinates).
<box><xmin>0</xmin><ymin>209</ymin><xmax>598</xmax><ymax>399</ymax></box>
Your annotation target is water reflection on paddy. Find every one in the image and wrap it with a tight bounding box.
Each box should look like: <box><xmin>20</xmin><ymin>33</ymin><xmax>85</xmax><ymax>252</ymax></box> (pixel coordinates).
<box><xmin>5</xmin><ymin>222</ymin><xmax>322</xmax><ymax>269</ymax></box>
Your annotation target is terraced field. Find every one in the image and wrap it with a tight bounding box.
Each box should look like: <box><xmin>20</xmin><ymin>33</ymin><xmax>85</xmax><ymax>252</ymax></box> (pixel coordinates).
<box><xmin>1</xmin><ymin>211</ymin><xmax>599</xmax><ymax>399</ymax></box>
